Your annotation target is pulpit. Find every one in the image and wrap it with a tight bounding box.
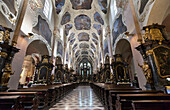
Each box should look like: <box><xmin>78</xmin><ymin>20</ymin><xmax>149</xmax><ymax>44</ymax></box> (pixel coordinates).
<box><xmin>136</xmin><ymin>23</ymin><xmax>170</xmax><ymax>90</ymax></box>
<box><xmin>111</xmin><ymin>54</ymin><xmax>130</xmax><ymax>84</ymax></box>
<box><xmin>34</xmin><ymin>55</ymin><xmax>54</xmax><ymax>85</ymax></box>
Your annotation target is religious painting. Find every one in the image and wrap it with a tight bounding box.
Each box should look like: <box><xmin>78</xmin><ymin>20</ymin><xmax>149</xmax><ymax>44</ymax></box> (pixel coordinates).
<box><xmin>153</xmin><ymin>46</ymin><xmax>170</xmax><ymax>78</ymax></box>
<box><xmin>89</xmin><ymin>50</ymin><xmax>94</xmax><ymax>58</ymax></box>
<box><xmin>68</xmin><ymin>33</ymin><xmax>75</xmax><ymax>41</ymax></box>
<box><xmin>33</xmin><ymin>15</ymin><xmax>52</xmax><ymax>45</ymax></box>
<box><xmin>91</xmin><ymin>43</ymin><xmax>96</xmax><ymax>52</ymax></box>
<box><xmin>70</xmin><ymin>0</ymin><xmax>93</xmax><ymax>10</ymax></box>
<box><xmin>72</xmin><ymin>43</ymin><xmax>78</xmax><ymax>51</ymax></box>
<box><xmin>55</xmin><ymin>0</ymin><xmax>65</xmax><ymax>14</ymax></box>
<box><xmin>79</xmin><ymin>43</ymin><xmax>89</xmax><ymax>49</ymax></box>
<box><xmin>94</xmin><ymin>12</ymin><xmax>104</xmax><ymax>25</ymax></box>
<box><xmin>57</xmin><ymin>41</ymin><xmax>63</xmax><ymax>57</ymax></box>
<box><xmin>75</xmin><ymin>50</ymin><xmax>80</xmax><ymax>58</ymax></box>
<box><xmin>112</xmin><ymin>14</ymin><xmax>127</xmax><ymax>46</ymax></box>
<box><xmin>93</xmin><ymin>24</ymin><xmax>102</xmax><ymax>35</ymax></box>
<box><xmin>92</xmin><ymin>33</ymin><xmax>98</xmax><ymax>40</ymax></box>
<box><xmin>61</xmin><ymin>12</ymin><xmax>71</xmax><ymax>25</ymax></box>
<box><xmin>97</xmin><ymin>0</ymin><xmax>107</xmax><ymax>14</ymax></box>
<box><xmin>81</xmin><ymin>51</ymin><xmax>88</xmax><ymax>54</ymax></box>
<box><xmin>65</xmin><ymin>24</ymin><xmax>73</xmax><ymax>36</ymax></box>
<box><xmin>139</xmin><ymin>0</ymin><xmax>149</xmax><ymax>14</ymax></box>
<box><xmin>116</xmin><ymin>0</ymin><xmax>128</xmax><ymax>10</ymax></box>
<box><xmin>104</xmin><ymin>40</ymin><xmax>109</xmax><ymax>56</ymax></box>
<box><xmin>116</xmin><ymin>65</ymin><xmax>125</xmax><ymax>80</ymax></box>
<box><xmin>92</xmin><ymin>38</ymin><xmax>98</xmax><ymax>45</ymax></box>
<box><xmin>78</xmin><ymin>32</ymin><xmax>90</xmax><ymax>41</ymax></box>
<box><xmin>74</xmin><ymin>14</ymin><xmax>91</xmax><ymax>30</ymax></box>
<box><xmin>70</xmin><ymin>38</ymin><xmax>76</xmax><ymax>45</ymax></box>
<box><xmin>38</xmin><ymin>66</ymin><xmax>48</xmax><ymax>80</ymax></box>
<box><xmin>66</xmin><ymin>52</ymin><xmax>69</xmax><ymax>61</ymax></box>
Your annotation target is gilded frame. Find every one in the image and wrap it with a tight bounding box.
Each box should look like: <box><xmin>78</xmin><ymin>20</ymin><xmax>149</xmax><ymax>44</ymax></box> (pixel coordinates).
<box><xmin>115</xmin><ymin>64</ymin><xmax>126</xmax><ymax>81</ymax></box>
<box><xmin>152</xmin><ymin>45</ymin><xmax>170</xmax><ymax>78</ymax></box>
<box><xmin>38</xmin><ymin>65</ymin><xmax>48</xmax><ymax>81</ymax></box>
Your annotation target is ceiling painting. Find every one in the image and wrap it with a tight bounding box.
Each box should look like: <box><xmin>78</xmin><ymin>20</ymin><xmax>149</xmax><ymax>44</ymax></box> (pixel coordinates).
<box><xmin>65</xmin><ymin>24</ymin><xmax>73</xmax><ymax>36</ymax></box>
<box><xmin>55</xmin><ymin>0</ymin><xmax>65</xmax><ymax>14</ymax></box>
<box><xmin>61</xmin><ymin>12</ymin><xmax>71</xmax><ymax>25</ymax></box>
<box><xmin>74</xmin><ymin>14</ymin><xmax>91</xmax><ymax>30</ymax></box>
<box><xmin>94</xmin><ymin>12</ymin><xmax>104</xmax><ymax>25</ymax></box>
<box><xmin>78</xmin><ymin>32</ymin><xmax>90</xmax><ymax>41</ymax></box>
<box><xmin>97</xmin><ymin>0</ymin><xmax>107</xmax><ymax>14</ymax></box>
<box><xmin>70</xmin><ymin>0</ymin><xmax>93</xmax><ymax>10</ymax></box>
<box><xmin>93</xmin><ymin>24</ymin><xmax>102</xmax><ymax>35</ymax></box>
<box><xmin>79</xmin><ymin>43</ymin><xmax>89</xmax><ymax>49</ymax></box>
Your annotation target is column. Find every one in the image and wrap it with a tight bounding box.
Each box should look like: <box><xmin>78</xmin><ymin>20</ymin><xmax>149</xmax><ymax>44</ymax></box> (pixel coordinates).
<box><xmin>12</xmin><ymin>0</ymin><xmax>28</xmax><ymax>46</ymax></box>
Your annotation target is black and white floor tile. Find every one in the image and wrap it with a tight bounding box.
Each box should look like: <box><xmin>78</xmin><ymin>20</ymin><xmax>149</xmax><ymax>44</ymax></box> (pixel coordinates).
<box><xmin>50</xmin><ymin>86</ymin><xmax>104</xmax><ymax>110</ymax></box>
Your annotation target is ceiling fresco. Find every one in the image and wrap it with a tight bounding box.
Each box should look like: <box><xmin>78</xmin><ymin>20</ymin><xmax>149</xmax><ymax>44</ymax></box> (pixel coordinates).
<box><xmin>89</xmin><ymin>50</ymin><xmax>94</xmax><ymax>58</ymax></box>
<box><xmin>74</xmin><ymin>14</ymin><xmax>91</xmax><ymax>30</ymax></box>
<box><xmin>112</xmin><ymin>14</ymin><xmax>127</xmax><ymax>46</ymax></box>
<box><xmin>72</xmin><ymin>43</ymin><xmax>78</xmax><ymax>51</ymax></box>
<box><xmin>68</xmin><ymin>33</ymin><xmax>75</xmax><ymax>41</ymax></box>
<box><xmin>139</xmin><ymin>0</ymin><xmax>149</xmax><ymax>14</ymax></box>
<box><xmin>57</xmin><ymin>41</ymin><xmax>63</xmax><ymax>57</ymax></box>
<box><xmin>93</xmin><ymin>24</ymin><xmax>102</xmax><ymax>35</ymax></box>
<box><xmin>92</xmin><ymin>38</ymin><xmax>98</xmax><ymax>45</ymax></box>
<box><xmin>55</xmin><ymin>0</ymin><xmax>65</xmax><ymax>14</ymax></box>
<box><xmin>91</xmin><ymin>43</ymin><xmax>96</xmax><ymax>52</ymax></box>
<box><xmin>78</xmin><ymin>32</ymin><xmax>90</xmax><ymax>41</ymax></box>
<box><xmin>70</xmin><ymin>38</ymin><xmax>76</xmax><ymax>45</ymax></box>
<box><xmin>79</xmin><ymin>43</ymin><xmax>89</xmax><ymax>49</ymax></box>
<box><xmin>70</xmin><ymin>0</ymin><xmax>93</xmax><ymax>10</ymax></box>
<box><xmin>75</xmin><ymin>50</ymin><xmax>80</xmax><ymax>58</ymax></box>
<box><xmin>97</xmin><ymin>0</ymin><xmax>107</xmax><ymax>14</ymax></box>
<box><xmin>92</xmin><ymin>33</ymin><xmax>98</xmax><ymax>40</ymax></box>
<box><xmin>65</xmin><ymin>24</ymin><xmax>73</xmax><ymax>36</ymax></box>
<box><xmin>81</xmin><ymin>51</ymin><xmax>88</xmax><ymax>54</ymax></box>
<box><xmin>94</xmin><ymin>12</ymin><xmax>104</xmax><ymax>25</ymax></box>
<box><xmin>61</xmin><ymin>12</ymin><xmax>71</xmax><ymax>25</ymax></box>
<box><xmin>104</xmin><ymin>39</ymin><xmax>109</xmax><ymax>56</ymax></box>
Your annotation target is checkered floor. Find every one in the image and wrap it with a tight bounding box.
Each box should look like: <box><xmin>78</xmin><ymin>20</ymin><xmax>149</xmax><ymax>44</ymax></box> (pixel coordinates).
<box><xmin>50</xmin><ymin>86</ymin><xmax>104</xmax><ymax>110</ymax></box>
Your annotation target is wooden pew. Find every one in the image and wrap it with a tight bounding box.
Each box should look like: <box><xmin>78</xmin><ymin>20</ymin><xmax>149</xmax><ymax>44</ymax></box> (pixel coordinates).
<box><xmin>116</xmin><ymin>94</ymin><xmax>170</xmax><ymax>110</ymax></box>
<box><xmin>132</xmin><ymin>100</ymin><xmax>170</xmax><ymax>110</ymax></box>
<box><xmin>109</xmin><ymin>90</ymin><xmax>163</xmax><ymax>110</ymax></box>
<box><xmin>0</xmin><ymin>95</ymin><xmax>21</xmax><ymax>110</ymax></box>
<box><xmin>0</xmin><ymin>92</ymin><xmax>38</xmax><ymax>110</ymax></box>
<box><xmin>10</xmin><ymin>88</ymin><xmax>49</xmax><ymax>109</ymax></box>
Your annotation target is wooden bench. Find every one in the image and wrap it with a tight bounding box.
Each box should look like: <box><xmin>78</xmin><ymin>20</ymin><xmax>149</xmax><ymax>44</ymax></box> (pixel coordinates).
<box><xmin>132</xmin><ymin>100</ymin><xmax>170</xmax><ymax>110</ymax></box>
<box><xmin>108</xmin><ymin>90</ymin><xmax>163</xmax><ymax>110</ymax></box>
<box><xmin>0</xmin><ymin>92</ymin><xmax>38</xmax><ymax>110</ymax></box>
<box><xmin>0</xmin><ymin>95</ymin><xmax>21</xmax><ymax>110</ymax></box>
<box><xmin>116</xmin><ymin>94</ymin><xmax>170</xmax><ymax>110</ymax></box>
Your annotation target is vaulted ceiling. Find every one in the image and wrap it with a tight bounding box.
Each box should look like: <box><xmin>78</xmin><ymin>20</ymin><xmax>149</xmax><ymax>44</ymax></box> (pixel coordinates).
<box><xmin>55</xmin><ymin>0</ymin><xmax>108</xmax><ymax>64</ymax></box>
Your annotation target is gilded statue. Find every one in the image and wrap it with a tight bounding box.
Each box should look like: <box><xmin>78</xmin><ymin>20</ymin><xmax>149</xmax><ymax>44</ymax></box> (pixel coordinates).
<box><xmin>138</xmin><ymin>62</ymin><xmax>153</xmax><ymax>84</ymax></box>
<box><xmin>1</xmin><ymin>64</ymin><xmax>13</xmax><ymax>85</ymax></box>
<box><xmin>4</xmin><ymin>30</ymin><xmax>10</xmax><ymax>43</ymax></box>
<box><xmin>143</xmin><ymin>28</ymin><xmax>151</xmax><ymax>40</ymax></box>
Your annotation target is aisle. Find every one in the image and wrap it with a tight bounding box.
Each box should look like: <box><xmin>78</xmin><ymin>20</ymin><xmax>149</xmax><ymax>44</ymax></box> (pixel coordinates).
<box><xmin>50</xmin><ymin>86</ymin><xmax>104</xmax><ymax>110</ymax></box>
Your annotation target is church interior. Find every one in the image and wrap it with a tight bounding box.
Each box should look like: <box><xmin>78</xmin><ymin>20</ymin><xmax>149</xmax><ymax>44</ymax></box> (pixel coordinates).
<box><xmin>0</xmin><ymin>0</ymin><xmax>170</xmax><ymax>110</ymax></box>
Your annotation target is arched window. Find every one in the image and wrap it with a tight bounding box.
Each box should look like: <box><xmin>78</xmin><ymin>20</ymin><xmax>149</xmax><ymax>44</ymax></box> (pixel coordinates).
<box><xmin>43</xmin><ymin>0</ymin><xmax>52</xmax><ymax>21</ymax></box>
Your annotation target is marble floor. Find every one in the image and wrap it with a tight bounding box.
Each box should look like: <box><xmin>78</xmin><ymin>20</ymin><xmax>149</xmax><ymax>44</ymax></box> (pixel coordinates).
<box><xmin>50</xmin><ymin>86</ymin><xmax>104</xmax><ymax>110</ymax></box>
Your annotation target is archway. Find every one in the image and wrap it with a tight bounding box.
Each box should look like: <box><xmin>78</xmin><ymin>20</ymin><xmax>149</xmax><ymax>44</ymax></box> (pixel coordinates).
<box><xmin>115</xmin><ymin>39</ymin><xmax>135</xmax><ymax>82</ymax></box>
<box><xmin>19</xmin><ymin>40</ymin><xmax>49</xmax><ymax>85</ymax></box>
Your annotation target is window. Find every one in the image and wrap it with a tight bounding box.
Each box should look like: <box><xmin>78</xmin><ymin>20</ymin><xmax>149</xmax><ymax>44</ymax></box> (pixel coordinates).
<box><xmin>43</xmin><ymin>0</ymin><xmax>52</xmax><ymax>21</ymax></box>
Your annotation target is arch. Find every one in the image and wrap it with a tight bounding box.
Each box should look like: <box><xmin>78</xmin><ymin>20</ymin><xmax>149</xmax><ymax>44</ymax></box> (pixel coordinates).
<box><xmin>147</xmin><ymin>0</ymin><xmax>170</xmax><ymax>25</ymax></box>
<box><xmin>26</xmin><ymin>40</ymin><xmax>49</xmax><ymax>56</ymax></box>
<box><xmin>115</xmin><ymin>39</ymin><xmax>135</xmax><ymax>82</ymax></box>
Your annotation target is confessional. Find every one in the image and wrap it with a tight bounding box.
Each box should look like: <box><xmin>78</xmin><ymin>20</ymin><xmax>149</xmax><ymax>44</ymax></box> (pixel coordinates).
<box><xmin>0</xmin><ymin>25</ymin><xmax>19</xmax><ymax>91</ymax></box>
<box><xmin>111</xmin><ymin>54</ymin><xmax>130</xmax><ymax>84</ymax></box>
<box><xmin>33</xmin><ymin>55</ymin><xmax>54</xmax><ymax>85</ymax></box>
<box><xmin>136</xmin><ymin>23</ymin><xmax>170</xmax><ymax>90</ymax></box>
